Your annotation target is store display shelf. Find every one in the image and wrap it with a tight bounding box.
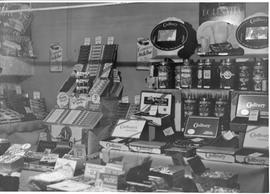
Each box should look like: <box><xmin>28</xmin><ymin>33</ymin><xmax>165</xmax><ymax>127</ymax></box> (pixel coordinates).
<box><xmin>191</xmin><ymin>53</ymin><xmax>268</xmax><ymax>61</ymax></box>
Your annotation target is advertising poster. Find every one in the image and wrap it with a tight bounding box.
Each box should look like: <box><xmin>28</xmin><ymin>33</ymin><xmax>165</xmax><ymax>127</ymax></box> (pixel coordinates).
<box><xmin>50</xmin><ymin>42</ymin><xmax>63</xmax><ymax>72</ymax></box>
<box><xmin>199</xmin><ymin>3</ymin><xmax>245</xmax><ymax>25</ymax></box>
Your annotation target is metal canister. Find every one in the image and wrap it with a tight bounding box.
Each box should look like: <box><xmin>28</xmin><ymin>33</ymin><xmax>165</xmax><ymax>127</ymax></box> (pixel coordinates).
<box><xmin>238</xmin><ymin>64</ymin><xmax>250</xmax><ymax>91</ymax></box>
<box><xmin>198</xmin><ymin>97</ymin><xmax>211</xmax><ymax>117</ymax></box>
<box><xmin>219</xmin><ymin>59</ymin><xmax>235</xmax><ymax>89</ymax></box>
<box><xmin>180</xmin><ymin>59</ymin><xmax>192</xmax><ymax>89</ymax></box>
<box><xmin>158</xmin><ymin>62</ymin><xmax>169</xmax><ymax>89</ymax></box>
<box><xmin>183</xmin><ymin>96</ymin><xmax>197</xmax><ymax>117</ymax></box>
<box><xmin>214</xmin><ymin>98</ymin><xmax>227</xmax><ymax>117</ymax></box>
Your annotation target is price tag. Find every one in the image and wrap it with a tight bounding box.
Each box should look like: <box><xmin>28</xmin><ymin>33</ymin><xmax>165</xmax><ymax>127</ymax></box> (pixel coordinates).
<box><xmin>84</xmin><ymin>37</ymin><xmax>91</xmax><ymax>45</ymax></box>
<box><xmin>15</xmin><ymin>85</ymin><xmax>22</xmax><ymax>95</ymax></box>
<box><xmin>248</xmin><ymin>110</ymin><xmax>259</xmax><ymax>121</ymax></box>
<box><xmin>107</xmin><ymin>36</ymin><xmax>114</xmax><ymax>45</ymax></box>
<box><xmin>163</xmin><ymin>127</ymin><xmax>174</xmax><ymax>136</ymax></box>
<box><xmin>95</xmin><ymin>36</ymin><xmax>102</xmax><ymax>44</ymax></box>
<box><xmin>33</xmin><ymin>91</ymin><xmax>41</xmax><ymax>99</ymax></box>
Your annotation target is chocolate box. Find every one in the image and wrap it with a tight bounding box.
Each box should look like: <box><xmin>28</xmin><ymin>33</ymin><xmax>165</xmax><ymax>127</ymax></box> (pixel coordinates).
<box><xmin>134</xmin><ymin>91</ymin><xmax>173</xmax><ymax>126</ymax></box>
<box><xmin>196</xmin><ymin>146</ymin><xmax>239</xmax><ymax>163</ymax></box>
<box><xmin>235</xmin><ymin>125</ymin><xmax>268</xmax><ymax>165</ymax></box>
<box><xmin>0</xmin><ymin>154</ymin><xmax>24</xmax><ymax>173</ymax></box>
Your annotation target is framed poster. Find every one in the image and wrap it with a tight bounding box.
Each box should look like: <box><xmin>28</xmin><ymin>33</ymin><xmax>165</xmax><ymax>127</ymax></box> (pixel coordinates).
<box><xmin>50</xmin><ymin>42</ymin><xmax>63</xmax><ymax>72</ymax></box>
<box><xmin>199</xmin><ymin>3</ymin><xmax>246</xmax><ymax>25</ymax></box>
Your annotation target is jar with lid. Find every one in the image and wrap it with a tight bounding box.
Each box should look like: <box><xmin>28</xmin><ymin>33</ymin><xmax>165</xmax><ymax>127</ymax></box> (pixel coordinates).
<box><xmin>197</xmin><ymin>60</ymin><xmax>204</xmax><ymax>88</ymax></box>
<box><xmin>219</xmin><ymin>59</ymin><xmax>235</xmax><ymax>89</ymax></box>
<box><xmin>198</xmin><ymin>96</ymin><xmax>211</xmax><ymax>117</ymax></box>
<box><xmin>175</xmin><ymin>64</ymin><xmax>181</xmax><ymax>89</ymax></box>
<box><xmin>158</xmin><ymin>61</ymin><xmax>169</xmax><ymax>89</ymax></box>
<box><xmin>203</xmin><ymin>59</ymin><xmax>212</xmax><ymax>89</ymax></box>
<box><xmin>214</xmin><ymin>98</ymin><xmax>227</xmax><ymax>117</ymax></box>
<box><xmin>180</xmin><ymin>59</ymin><xmax>192</xmax><ymax>89</ymax></box>
<box><xmin>252</xmin><ymin>59</ymin><xmax>265</xmax><ymax>91</ymax></box>
<box><xmin>238</xmin><ymin>63</ymin><xmax>250</xmax><ymax>91</ymax></box>
<box><xmin>183</xmin><ymin>95</ymin><xmax>197</xmax><ymax>118</ymax></box>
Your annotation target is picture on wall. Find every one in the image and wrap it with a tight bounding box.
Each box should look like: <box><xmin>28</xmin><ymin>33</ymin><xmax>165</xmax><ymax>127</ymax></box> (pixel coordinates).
<box><xmin>199</xmin><ymin>3</ymin><xmax>246</xmax><ymax>25</ymax></box>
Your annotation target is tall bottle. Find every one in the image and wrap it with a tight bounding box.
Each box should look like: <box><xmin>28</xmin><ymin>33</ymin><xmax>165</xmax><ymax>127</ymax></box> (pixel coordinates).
<box><xmin>180</xmin><ymin>59</ymin><xmax>192</xmax><ymax>89</ymax></box>
<box><xmin>197</xmin><ymin>60</ymin><xmax>204</xmax><ymax>88</ymax></box>
<box><xmin>203</xmin><ymin>59</ymin><xmax>212</xmax><ymax>89</ymax></box>
<box><xmin>219</xmin><ymin>59</ymin><xmax>235</xmax><ymax>89</ymax></box>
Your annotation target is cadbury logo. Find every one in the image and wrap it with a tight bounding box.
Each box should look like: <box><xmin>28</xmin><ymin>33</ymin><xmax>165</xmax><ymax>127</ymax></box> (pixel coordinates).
<box><xmin>249</xmin><ymin>17</ymin><xmax>267</xmax><ymax>24</ymax></box>
<box><xmin>193</xmin><ymin>123</ymin><xmax>211</xmax><ymax>128</ymax></box>
<box><xmin>205</xmin><ymin>153</ymin><xmax>226</xmax><ymax>160</ymax></box>
<box><xmin>163</xmin><ymin>22</ymin><xmax>178</xmax><ymax>28</ymax></box>
<box><xmin>249</xmin><ymin>132</ymin><xmax>269</xmax><ymax>139</ymax></box>
<box><xmin>244</xmin><ymin>156</ymin><xmax>267</xmax><ymax>164</ymax></box>
<box><xmin>246</xmin><ymin>102</ymin><xmax>266</xmax><ymax>109</ymax></box>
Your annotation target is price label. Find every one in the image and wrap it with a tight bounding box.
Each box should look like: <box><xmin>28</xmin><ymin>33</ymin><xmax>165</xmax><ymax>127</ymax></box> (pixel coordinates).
<box><xmin>33</xmin><ymin>91</ymin><xmax>41</xmax><ymax>99</ymax></box>
<box><xmin>107</xmin><ymin>36</ymin><xmax>114</xmax><ymax>45</ymax></box>
<box><xmin>95</xmin><ymin>36</ymin><xmax>102</xmax><ymax>44</ymax></box>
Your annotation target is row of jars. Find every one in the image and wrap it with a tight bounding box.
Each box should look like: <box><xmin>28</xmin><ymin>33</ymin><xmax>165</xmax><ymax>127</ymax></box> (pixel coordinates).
<box><xmin>150</xmin><ymin>58</ymin><xmax>268</xmax><ymax>92</ymax></box>
<box><xmin>183</xmin><ymin>96</ymin><xmax>229</xmax><ymax>118</ymax></box>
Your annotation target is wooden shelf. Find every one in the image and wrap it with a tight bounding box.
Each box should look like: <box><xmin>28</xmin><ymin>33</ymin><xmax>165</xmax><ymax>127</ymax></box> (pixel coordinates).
<box><xmin>191</xmin><ymin>53</ymin><xmax>268</xmax><ymax>61</ymax></box>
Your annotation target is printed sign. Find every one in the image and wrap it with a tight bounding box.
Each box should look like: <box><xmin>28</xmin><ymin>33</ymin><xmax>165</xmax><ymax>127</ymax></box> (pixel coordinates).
<box><xmin>57</xmin><ymin>92</ymin><xmax>69</xmax><ymax>108</ymax></box>
<box><xmin>69</xmin><ymin>95</ymin><xmax>89</xmax><ymax>109</ymax></box>
<box><xmin>84</xmin><ymin>37</ymin><xmax>91</xmax><ymax>45</ymax></box>
<box><xmin>199</xmin><ymin>3</ymin><xmax>245</xmax><ymax>25</ymax></box>
<box><xmin>243</xmin><ymin>126</ymin><xmax>268</xmax><ymax>150</ymax></box>
<box><xmin>137</xmin><ymin>37</ymin><xmax>153</xmax><ymax>62</ymax></box>
<box><xmin>50</xmin><ymin>43</ymin><xmax>63</xmax><ymax>72</ymax></box>
<box><xmin>111</xmin><ymin>119</ymin><xmax>146</xmax><ymax>139</ymax></box>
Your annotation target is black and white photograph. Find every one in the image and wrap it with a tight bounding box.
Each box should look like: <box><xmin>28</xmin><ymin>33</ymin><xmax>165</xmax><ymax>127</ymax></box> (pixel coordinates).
<box><xmin>0</xmin><ymin>0</ymin><xmax>268</xmax><ymax>192</ymax></box>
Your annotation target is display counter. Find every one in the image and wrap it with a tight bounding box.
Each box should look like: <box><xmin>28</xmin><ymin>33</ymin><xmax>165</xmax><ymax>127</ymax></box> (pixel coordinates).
<box><xmin>101</xmin><ymin>148</ymin><xmax>268</xmax><ymax>193</ymax></box>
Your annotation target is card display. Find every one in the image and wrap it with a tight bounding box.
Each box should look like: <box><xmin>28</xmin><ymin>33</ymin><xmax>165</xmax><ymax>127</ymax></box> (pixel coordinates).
<box><xmin>44</xmin><ymin>108</ymin><xmax>103</xmax><ymax>129</ymax></box>
<box><xmin>89</xmin><ymin>45</ymin><xmax>104</xmax><ymax>61</ymax></box>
